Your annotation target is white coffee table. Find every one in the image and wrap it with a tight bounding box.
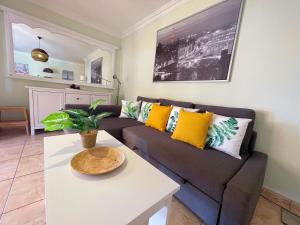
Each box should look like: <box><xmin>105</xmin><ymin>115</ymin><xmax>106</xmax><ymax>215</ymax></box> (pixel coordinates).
<box><xmin>44</xmin><ymin>130</ymin><xmax>180</xmax><ymax>225</ymax></box>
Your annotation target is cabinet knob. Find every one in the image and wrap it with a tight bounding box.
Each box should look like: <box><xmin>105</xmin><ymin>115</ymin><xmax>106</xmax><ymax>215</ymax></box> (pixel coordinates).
<box><xmin>76</xmin><ymin>97</ymin><xmax>80</xmax><ymax>100</ymax></box>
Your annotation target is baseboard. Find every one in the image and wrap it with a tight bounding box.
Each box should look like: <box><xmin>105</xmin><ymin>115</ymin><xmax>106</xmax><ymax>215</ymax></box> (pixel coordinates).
<box><xmin>262</xmin><ymin>186</ymin><xmax>300</xmax><ymax>216</ymax></box>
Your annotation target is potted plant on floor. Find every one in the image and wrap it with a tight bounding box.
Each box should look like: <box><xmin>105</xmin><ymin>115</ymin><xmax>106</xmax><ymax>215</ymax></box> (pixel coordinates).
<box><xmin>41</xmin><ymin>99</ymin><xmax>112</xmax><ymax>148</ymax></box>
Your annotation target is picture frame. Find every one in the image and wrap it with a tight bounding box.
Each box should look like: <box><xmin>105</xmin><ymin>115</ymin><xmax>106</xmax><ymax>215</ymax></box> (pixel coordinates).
<box><xmin>91</xmin><ymin>57</ymin><xmax>103</xmax><ymax>84</ymax></box>
<box><xmin>153</xmin><ymin>0</ymin><xmax>244</xmax><ymax>82</ymax></box>
<box><xmin>14</xmin><ymin>63</ymin><xmax>29</xmax><ymax>75</ymax></box>
<box><xmin>62</xmin><ymin>70</ymin><xmax>74</xmax><ymax>81</ymax></box>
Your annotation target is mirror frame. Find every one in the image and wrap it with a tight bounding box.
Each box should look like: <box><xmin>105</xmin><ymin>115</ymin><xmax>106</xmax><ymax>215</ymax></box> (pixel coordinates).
<box><xmin>2</xmin><ymin>6</ymin><xmax>118</xmax><ymax>89</ymax></box>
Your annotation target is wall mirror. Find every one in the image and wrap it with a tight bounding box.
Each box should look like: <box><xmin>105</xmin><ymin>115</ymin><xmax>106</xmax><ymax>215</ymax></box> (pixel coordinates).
<box><xmin>4</xmin><ymin>10</ymin><xmax>118</xmax><ymax>89</ymax></box>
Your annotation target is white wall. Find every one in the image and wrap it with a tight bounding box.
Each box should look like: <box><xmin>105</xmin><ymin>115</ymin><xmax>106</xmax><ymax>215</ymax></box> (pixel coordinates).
<box><xmin>14</xmin><ymin>50</ymin><xmax>84</xmax><ymax>81</ymax></box>
<box><xmin>121</xmin><ymin>0</ymin><xmax>300</xmax><ymax>202</ymax></box>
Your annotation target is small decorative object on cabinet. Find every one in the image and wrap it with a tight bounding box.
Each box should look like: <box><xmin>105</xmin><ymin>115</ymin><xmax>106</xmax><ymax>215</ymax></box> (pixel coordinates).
<box><xmin>69</xmin><ymin>84</ymin><xmax>80</xmax><ymax>90</ymax></box>
<box><xmin>27</xmin><ymin>86</ymin><xmax>112</xmax><ymax>135</ymax></box>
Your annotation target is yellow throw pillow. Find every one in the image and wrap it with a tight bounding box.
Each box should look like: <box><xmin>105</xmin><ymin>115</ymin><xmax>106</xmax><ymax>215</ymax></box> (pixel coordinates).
<box><xmin>146</xmin><ymin>104</ymin><xmax>173</xmax><ymax>132</ymax></box>
<box><xmin>171</xmin><ymin>110</ymin><xmax>213</xmax><ymax>149</ymax></box>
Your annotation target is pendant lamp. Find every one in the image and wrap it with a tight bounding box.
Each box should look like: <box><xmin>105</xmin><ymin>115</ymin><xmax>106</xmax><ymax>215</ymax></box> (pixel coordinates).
<box><xmin>31</xmin><ymin>36</ymin><xmax>49</xmax><ymax>62</ymax></box>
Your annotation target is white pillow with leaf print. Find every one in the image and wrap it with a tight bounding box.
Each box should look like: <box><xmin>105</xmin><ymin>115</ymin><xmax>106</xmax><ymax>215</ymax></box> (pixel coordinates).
<box><xmin>137</xmin><ymin>102</ymin><xmax>159</xmax><ymax>123</ymax></box>
<box><xmin>166</xmin><ymin>106</ymin><xmax>199</xmax><ymax>133</ymax></box>
<box><xmin>119</xmin><ymin>100</ymin><xmax>141</xmax><ymax>119</ymax></box>
<box><xmin>206</xmin><ymin>114</ymin><xmax>252</xmax><ymax>159</ymax></box>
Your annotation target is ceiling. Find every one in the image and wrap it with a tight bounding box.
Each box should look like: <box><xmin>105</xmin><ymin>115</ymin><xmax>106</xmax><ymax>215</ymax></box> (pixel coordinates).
<box><xmin>26</xmin><ymin>0</ymin><xmax>175</xmax><ymax>37</ymax></box>
<box><xmin>13</xmin><ymin>23</ymin><xmax>99</xmax><ymax>63</ymax></box>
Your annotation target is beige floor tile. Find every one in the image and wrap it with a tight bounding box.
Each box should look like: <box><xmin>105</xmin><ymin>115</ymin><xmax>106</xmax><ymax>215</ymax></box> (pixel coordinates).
<box><xmin>0</xmin><ymin>179</ymin><xmax>12</xmax><ymax>215</ymax></box>
<box><xmin>22</xmin><ymin>143</ymin><xmax>44</xmax><ymax>157</ymax></box>
<box><xmin>251</xmin><ymin>197</ymin><xmax>283</xmax><ymax>225</ymax></box>
<box><xmin>261</xmin><ymin>187</ymin><xmax>291</xmax><ymax>209</ymax></box>
<box><xmin>4</xmin><ymin>172</ymin><xmax>44</xmax><ymax>213</ymax></box>
<box><xmin>25</xmin><ymin>134</ymin><xmax>46</xmax><ymax>145</ymax></box>
<box><xmin>0</xmin><ymin>200</ymin><xmax>45</xmax><ymax>225</ymax></box>
<box><xmin>0</xmin><ymin>159</ymin><xmax>19</xmax><ymax>182</ymax></box>
<box><xmin>25</xmin><ymin>138</ymin><xmax>43</xmax><ymax>145</ymax></box>
<box><xmin>0</xmin><ymin>135</ymin><xmax>26</xmax><ymax>145</ymax></box>
<box><xmin>16</xmin><ymin>154</ymin><xmax>44</xmax><ymax>177</ymax></box>
<box><xmin>169</xmin><ymin>198</ymin><xmax>202</xmax><ymax>225</ymax></box>
<box><xmin>290</xmin><ymin>200</ymin><xmax>300</xmax><ymax>217</ymax></box>
<box><xmin>0</xmin><ymin>144</ymin><xmax>23</xmax><ymax>162</ymax></box>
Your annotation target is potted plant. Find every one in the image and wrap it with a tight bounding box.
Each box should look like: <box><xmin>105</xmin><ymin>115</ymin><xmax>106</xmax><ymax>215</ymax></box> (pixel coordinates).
<box><xmin>41</xmin><ymin>99</ymin><xmax>112</xmax><ymax>148</ymax></box>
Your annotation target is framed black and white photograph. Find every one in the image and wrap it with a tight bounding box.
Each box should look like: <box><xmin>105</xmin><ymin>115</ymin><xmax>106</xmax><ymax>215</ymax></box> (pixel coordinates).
<box><xmin>153</xmin><ymin>0</ymin><xmax>244</xmax><ymax>82</ymax></box>
<box><xmin>15</xmin><ymin>63</ymin><xmax>29</xmax><ymax>75</ymax></box>
<box><xmin>91</xmin><ymin>57</ymin><xmax>103</xmax><ymax>84</ymax></box>
<box><xmin>62</xmin><ymin>70</ymin><xmax>74</xmax><ymax>81</ymax></box>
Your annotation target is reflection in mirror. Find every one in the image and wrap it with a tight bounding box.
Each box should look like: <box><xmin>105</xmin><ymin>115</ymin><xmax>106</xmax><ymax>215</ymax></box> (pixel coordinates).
<box><xmin>12</xmin><ymin>23</ymin><xmax>113</xmax><ymax>86</ymax></box>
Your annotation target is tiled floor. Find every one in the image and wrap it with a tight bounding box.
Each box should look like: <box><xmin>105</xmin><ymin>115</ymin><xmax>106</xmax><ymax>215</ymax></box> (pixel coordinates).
<box><xmin>0</xmin><ymin>128</ymin><xmax>287</xmax><ymax>225</ymax></box>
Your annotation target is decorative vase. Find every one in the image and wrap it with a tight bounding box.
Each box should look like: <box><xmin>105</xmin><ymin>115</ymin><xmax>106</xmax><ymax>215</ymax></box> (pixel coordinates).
<box><xmin>80</xmin><ymin>130</ymin><xmax>98</xmax><ymax>148</ymax></box>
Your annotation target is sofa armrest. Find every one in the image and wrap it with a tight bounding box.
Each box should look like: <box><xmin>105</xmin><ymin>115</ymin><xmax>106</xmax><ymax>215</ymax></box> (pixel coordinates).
<box><xmin>219</xmin><ymin>151</ymin><xmax>268</xmax><ymax>225</ymax></box>
<box><xmin>65</xmin><ymin>104</ymin><xmax>121</xmax><ymax>117</ymax></box>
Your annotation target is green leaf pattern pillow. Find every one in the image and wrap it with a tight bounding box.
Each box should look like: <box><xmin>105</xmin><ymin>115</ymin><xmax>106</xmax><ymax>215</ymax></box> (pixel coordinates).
<box><xmin>137</xmin><ymin>102</ymin><xmax>157</xmax><ymax>123</ymax></box>
<box><xmin>166</xmin><ymin>106</ymin><xmax>199</xmax><ymax>133</ymax></box>
<box><xmin>119</xmin><ymin>100</ymin><xmax>141</xmax><ymax>119</ymax></box>
<box><xmin>206</xmin><ymin>114</ymin><xmax>252</xmax><ymax>159</ymax></box>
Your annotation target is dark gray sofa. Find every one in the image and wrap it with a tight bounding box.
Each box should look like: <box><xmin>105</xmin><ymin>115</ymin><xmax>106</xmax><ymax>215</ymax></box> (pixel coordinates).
<box><xmin>66</xmin><ymin>96</ymin><xmax>267</xmax><ymax>225</ymax></box>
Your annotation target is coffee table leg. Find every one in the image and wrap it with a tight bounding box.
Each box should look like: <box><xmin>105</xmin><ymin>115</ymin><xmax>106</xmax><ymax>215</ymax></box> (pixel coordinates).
<box><xmin>164</xmin><ymin>196</ymin><xmax>172</xmax><ymax>225</ymax></box>
<box><xmin>148</xmin><ymin>195</ymin><xmax>172</xmax><ymax>225</ymax></box>
<box><xmin>142</xmin><ymin>220</ymin><xmax>149</xmax><ymax>225</ymax></box>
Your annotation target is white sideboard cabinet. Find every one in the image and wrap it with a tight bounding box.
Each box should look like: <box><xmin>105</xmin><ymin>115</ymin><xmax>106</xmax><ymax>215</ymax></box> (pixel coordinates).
<box><xmin>27</xmin><ymin>86</ymin><xmax>112</xmax><ymax>135</ymax></box>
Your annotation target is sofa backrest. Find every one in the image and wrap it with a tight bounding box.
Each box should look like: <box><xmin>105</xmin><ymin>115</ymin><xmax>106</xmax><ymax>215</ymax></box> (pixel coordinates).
<box><xmin>194</xmin><ymin>104</ymin><xmax>256</xmax><ymax>155</ymax></box>
<box><xmin>159</xmin><ymin>98</ymin><xmax>194</xmax><ymax>108</ymax></box>
<box><xmin>135</xmin><ymin>96</ymin><xmax>256</xmax><ymax>154</ymax></box>
<box><xmin>137</xmin><ymin>96</ymin><xmax>158</xmax><ymax>103</ymax></box>
<box><xmin>65</xmin><ymin>104</ymin><xmax>121</xmax><ymax>117</ymax></box>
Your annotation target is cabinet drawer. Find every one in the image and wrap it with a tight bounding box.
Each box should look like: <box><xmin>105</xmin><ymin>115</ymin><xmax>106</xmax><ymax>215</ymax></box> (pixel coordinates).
<box><xmin>65</xmin><ymin>94</ymin><xmax>90</xmax><ymax>105</ymax></box>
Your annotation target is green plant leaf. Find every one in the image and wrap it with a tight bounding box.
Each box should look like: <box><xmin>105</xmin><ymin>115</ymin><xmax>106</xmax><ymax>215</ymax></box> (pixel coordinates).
<box><xmin>71</xmin><ymin>122</ymin><xmax>85</xmax><ymax>132</ymax></box>
<box><xmin>62</xmin><ymin>109</ymin><xmax>89</xmax><ymax>117</ymax></box>
<box><xmin>78</xmin><ymin>117</ymin><xmax>95</xmax><ymax>129</ymax></box>
<box><xmin>41</xmin><ymin>112</ymin><xmax>75</xmax><ymax>131</ymax></box>
<box><xmin>44</xmin><ymin>120</ymin><xmax>74</xmax><ymax>131</ymax></box>
<box><xmin>41</xmin><ymin>112</ymin><xmax>70</xmax><ymax>125</ymax></box>
<box><xmin>94</xmin><ymin>112</ymin><xmax>112</xmax><ymax>127</ymax></box>
<box><xmin>89</xmin><ymin>99</ymin><xmax>104</xmax><ymax>110</ymax></box>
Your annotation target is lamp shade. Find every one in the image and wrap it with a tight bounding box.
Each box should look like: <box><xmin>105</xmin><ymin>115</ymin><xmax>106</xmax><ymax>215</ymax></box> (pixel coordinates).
<box><xmin>31</xmin><ymin>36</ymin><xmax>49</xmax><ymax>62</ymax></box>
<box><xmin>43</xmin><ymin>68</ymin><xmax>53</xmax><ymax>73</ymax></box>
<box><xmin>31</xmin><ymin>48</ymin><xmax>49</xmax><ymax>62</ymax></box>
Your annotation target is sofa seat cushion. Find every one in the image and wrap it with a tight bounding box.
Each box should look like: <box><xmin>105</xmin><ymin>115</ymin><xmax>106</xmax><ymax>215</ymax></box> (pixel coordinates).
<box><xmin>123</xmin><ymin>125</ymin><xmax>249</xmax><ymax>202</ymax></box>
<box><xmin>98</xmin><ymin>117</ymin><xmax>143</xmax><ymax>140</ymax></box>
